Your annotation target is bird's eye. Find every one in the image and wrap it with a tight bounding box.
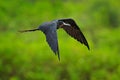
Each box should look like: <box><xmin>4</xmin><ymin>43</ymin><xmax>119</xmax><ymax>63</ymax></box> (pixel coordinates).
<box><xmin>58</xmin><ymin>21</ymin><xmax>63</xmax><ymax>25</ymax></box>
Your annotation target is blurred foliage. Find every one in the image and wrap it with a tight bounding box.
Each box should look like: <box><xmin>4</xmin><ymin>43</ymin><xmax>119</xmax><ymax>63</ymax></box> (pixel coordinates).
<box><xmin>0</xmin><ymin>0</ymin><xmax>120</xmax><ymax>80</ymax></box>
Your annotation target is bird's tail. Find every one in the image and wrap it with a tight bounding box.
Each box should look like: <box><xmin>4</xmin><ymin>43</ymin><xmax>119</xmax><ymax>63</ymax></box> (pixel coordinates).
<box><xmin>19</xmin><ymin>28</ymin><xmax>39</xmax><ymax>32</ymax></box>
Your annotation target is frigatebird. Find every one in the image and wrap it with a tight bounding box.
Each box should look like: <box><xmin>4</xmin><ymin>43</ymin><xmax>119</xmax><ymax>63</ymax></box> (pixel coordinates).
<box><xmin>19</xmin><ymin>18</ymin><xmax>90</xmax><ymax>60</ymax></box>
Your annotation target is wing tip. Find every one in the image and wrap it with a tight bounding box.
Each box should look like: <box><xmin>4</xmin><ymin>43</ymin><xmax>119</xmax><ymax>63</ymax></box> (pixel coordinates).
<box><xmin>54</xmin><ymin>51</ymin><xmax>60</xmax><ymax>61</ymax></box>
<box><xmin>85</xmin><ymin>42</ymin><xmax>90</xmax><ymax>50</ymax></box>
<box><xmin>58</xmin><ymin>56</ymin><xmax>60</xmax><ymax>61</ymax></box>
<box><xmin>57</xmin><ymin>51</ymin><xmax>60</xmax><ymax>61</ymax></box>
<box><xmin>87</xmin><ymin>46</ymin><xmax>90</xmax><ymax>50</ymax></box>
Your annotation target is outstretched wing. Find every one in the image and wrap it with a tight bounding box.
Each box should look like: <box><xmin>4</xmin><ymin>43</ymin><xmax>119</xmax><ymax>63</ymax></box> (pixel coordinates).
<box><xmin>59</xmin><ymin>18</ymin><xmax>90</xmax><ymax>50</ymax></box>
<box><xmin>43</xmin><ymin>23</ymin><xmax>60</xmax><ymax>60</ymax></box>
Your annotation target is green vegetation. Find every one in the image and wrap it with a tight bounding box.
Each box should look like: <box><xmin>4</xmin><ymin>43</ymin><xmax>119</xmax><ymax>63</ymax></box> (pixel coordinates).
<box><xmin>0</xmin><ymin>0</ymin><xmax>120</xmax><ymax>80</ymax></box>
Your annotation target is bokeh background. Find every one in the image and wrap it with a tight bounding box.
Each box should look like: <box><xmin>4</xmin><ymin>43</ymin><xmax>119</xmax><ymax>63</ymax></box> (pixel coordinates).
<box><xmin>0</xmin><ymin>0</ymin><xmax>120</xmax><ymax>80</ymax></box>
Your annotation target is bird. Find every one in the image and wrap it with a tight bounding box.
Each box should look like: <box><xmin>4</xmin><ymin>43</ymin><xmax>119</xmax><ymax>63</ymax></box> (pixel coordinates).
<box><xmin>19</xmin><ymin>18</ymin><xmax>90</xmax><ymax>60</ymax></box>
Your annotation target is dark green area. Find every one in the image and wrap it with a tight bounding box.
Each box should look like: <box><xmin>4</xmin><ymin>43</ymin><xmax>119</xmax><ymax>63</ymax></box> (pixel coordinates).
<box><xmin>0</xmin><ymin>0</ymin><xmax>120</xmax><ymax>80</ymax></box>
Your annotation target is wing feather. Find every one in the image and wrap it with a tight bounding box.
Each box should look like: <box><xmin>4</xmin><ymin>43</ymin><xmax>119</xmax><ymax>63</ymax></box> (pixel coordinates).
<box><xmin>43</xmin><ymin>24</ymin><xmax>60</xmax><ymax>60</ymax></box>
<box><xmin>59</xmin><ymin>19</ymin><xmax>90</xmax><ymax>50</ymax></box>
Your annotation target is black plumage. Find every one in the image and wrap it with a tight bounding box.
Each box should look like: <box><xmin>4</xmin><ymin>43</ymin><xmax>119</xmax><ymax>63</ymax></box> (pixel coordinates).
<box><xmin>19</xmin><ymin>18</ymin><xmax>90</xmax><ymax>60</ymax></box>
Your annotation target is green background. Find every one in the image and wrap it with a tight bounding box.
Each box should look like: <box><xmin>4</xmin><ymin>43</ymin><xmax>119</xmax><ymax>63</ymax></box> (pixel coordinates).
<box><xmin>0</xmin><ymin>0</ymin><xmax>120</xmax><ymax>80</ymax></box>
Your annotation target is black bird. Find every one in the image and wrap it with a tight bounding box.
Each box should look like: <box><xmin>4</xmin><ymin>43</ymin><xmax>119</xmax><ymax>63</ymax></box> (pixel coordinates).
<box><xmin>20</xmin><ymin>18</ymin><xmax>90</xmax><ymax>60</ymax></box>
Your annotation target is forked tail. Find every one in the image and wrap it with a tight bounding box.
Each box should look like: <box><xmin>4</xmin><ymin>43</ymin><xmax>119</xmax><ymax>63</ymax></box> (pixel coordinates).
<box><xmin>19</xmin><ymin>28</ymin><xmax>39</xmax><ymax>32</ymax></box>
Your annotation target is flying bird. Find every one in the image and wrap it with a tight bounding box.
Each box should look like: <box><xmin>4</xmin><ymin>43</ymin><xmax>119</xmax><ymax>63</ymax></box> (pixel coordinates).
<box><xmin>19</xmin><ymin>18</ymin><xmax>90</xmax><ymax>60</ymax></box>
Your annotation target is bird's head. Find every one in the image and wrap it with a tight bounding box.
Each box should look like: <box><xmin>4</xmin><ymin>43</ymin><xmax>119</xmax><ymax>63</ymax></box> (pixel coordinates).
<box><xmin>58</xmin><ymin>21</ymin><xmax>71</xmax><ymax>28</ymax></box>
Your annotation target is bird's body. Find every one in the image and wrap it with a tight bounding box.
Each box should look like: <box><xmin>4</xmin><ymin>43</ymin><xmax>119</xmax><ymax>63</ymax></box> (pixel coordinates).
<box><xmin>20</xmin><ymin>18</ymin><xmax>90</xmax><ymax>60</ymax></box>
